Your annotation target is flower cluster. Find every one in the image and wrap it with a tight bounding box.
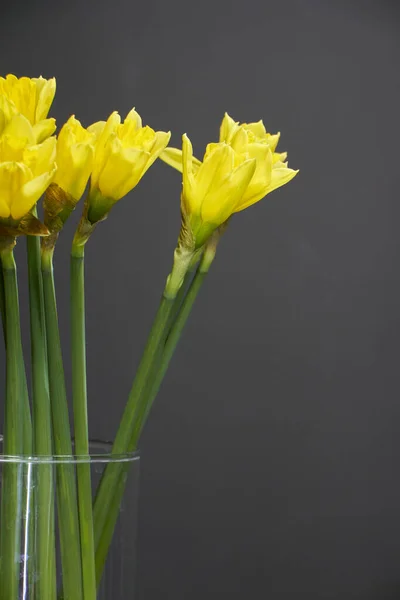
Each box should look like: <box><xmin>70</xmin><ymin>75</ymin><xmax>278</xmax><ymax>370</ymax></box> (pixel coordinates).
<box><xmin>0</xmin><ymin>74</ymin><xmax>299</xmax><ymax>598</ymax></box>
<box><xmin>0</xmin><ymin>74</ymin><xmax>171</xmax><ymax>245</ymax></box>
<box><xmin>0</xmin><ymin>73</ymin><xmax>298</xmax><ymax>257</ymax></box>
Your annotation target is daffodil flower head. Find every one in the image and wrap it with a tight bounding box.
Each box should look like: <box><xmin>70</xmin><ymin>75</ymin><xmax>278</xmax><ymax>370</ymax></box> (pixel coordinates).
<box><xmin>0</xmin><ymin>135</ymin><xmax>56</xmax><ymax>221</ymax></box>
<box><xmin>0</xmin><ymin>74</ymin><xmax>56</xmax><ymax>143</ymax></box>
<box><xmin>161</xmin><ymin>117</ymin><xmax>298</xmax><ymax>298</ymax></box>
<box><xmin>52</xmin><ymin>115</ymin><xmax>96</xmax><ymax>202</ymax></box>
<box><xmin>161</xmin><ymin>113</ymin><xmax>298</xmax><ymax>223</ymax></box>
<box><xmin>180</xmin><ymin>134</ymin><xmax>256</xmax><ymax>248</ymax></box>
<box><xmin>41</xmin><ymin>116</ymin><xmax>97</xmax><ymax>251</ymax></box>
<box><xmin>85</xmin><ymin>108</ymin><xmax>170</xmax><ymax>223</ymax></box>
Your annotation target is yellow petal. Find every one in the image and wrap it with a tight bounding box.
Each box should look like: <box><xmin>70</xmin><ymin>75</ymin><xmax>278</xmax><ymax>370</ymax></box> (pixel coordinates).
<box><xmin>230</xmin><ymin>128</ymin><xmax>250</xmax><ymax>154</ymax></box>
<box><xmin>241</xmin><ymin>144</ymin><xmax>273</xmax><ymax>201</ymax></box>
<box><xmin>273</xmin><ymin>151</ymin><xmax>287</xmax><ymax>164</ymax></box>
<box><xmin>268</xmin><ymin>166</ymin><xmax>299</xmax><ymax>194</ymax></box>
<box><xmin>0</xmin><ymin>161</ymin><xmax>32</xmax><ymax>218</ymax></box>
<box><xmin>139</xmin><ymin>130</ymin><xmax>171</xmax><ymax>177</ymax></box>
<box><xmin>160</xmin><ymin>147</ymin><xmax>185</xmax><ymax>172</ymax></box>
<box><xmin>91</xmin><ymin>112</ymin><xmax>121</xmax><ymax>187</ymax></box>
<box><xmin>14</xmin><ymin>167</ymin><xmax>56</xmax><ymax>219</ymax></box>
<box><xmin>0</xmin><ymin>136</ymin><xmax>26</xmax><ymax>162</ymax></box>
<box><xmin>195</xmin><ymin>143</ymin><xmax>234</xmax><ymax>203</ymax></box>
<box><xmin>236</xmin><ymin>166</ymin><xmax>299</xmax><ymax>212</ymax></box>
<box><xmin>182</xmin><ymin>134</ymin><xmax>194</xmax><ymax>193</ymax></box>
<box><xmin>97</xmin><ymin>142</ymin><xmax>146</xmax><ymax>200</ymax></box>
<box><xmin>23</xmin><ymin>137</ymin><xmax>57</xmax><ymax>177</ymax></box>
<box><xmin>244</xmin><ymin>120</ymin><xmax>266</xmax><ymax>138</ymax></box>
<box><xmin>219</xmin><ymin>113</ymin><xmax>238</xmax><ymax>143</ymax></box>
<box><xmin>125</xmin><ymin>108</ymin><xmax>142</xmax><ymax>129</ymax></box>
<box><xmin>201</xmin><ymin>158</ymin><xmax>256</xmax><ymax>225</ymax></box>
<box><xmin>3</xmin><ymin>113</ymin><xmax>35</xmax><ymax>146</ymax></box>
<box><xmin>34</xmin><ymin>77</ymin><xmax>56</xmax><ymax>122</ymax></box>
<box><xmin>2</xmin><ymin>75</ymin><xmax>36</xmax><ymax>123</ymax></box>
<box><xmin>54</xmin><ymin>143</ymin><xmax>94</xmax><ymax>200</ymax></box>
<box><xmin>87</xmin><ymin>121</ymin><xmax>106</xmax><ymax>138</ymax></box>
<box><xmin>32</xmin><ymin>118</ymin><xmax>57</xmax><ymax>143</ymax></box>
<box><xmin>0</xmin><ymin>95</ymin><xmax>18</xmax><ymax>134</ymax></box>
<box><xmin>266</xmin><ymin>132</ymin><xmax>280</xmax><ymax>152</ymax></box>
<box><xmin>161</xmin><ymin>146</ymin><xmax>202</xmax><ymax>173</ymax></box>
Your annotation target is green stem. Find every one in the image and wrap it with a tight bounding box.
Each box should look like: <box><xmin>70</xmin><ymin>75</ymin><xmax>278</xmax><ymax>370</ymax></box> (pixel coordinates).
<box><xmin>0</xmin><ymin>265</ymin><xmax>5</xmax><ymax>344</ymax></box>
<box><xmin>21</xmin><ymin>360</ymin><xmax>34</xmax><ymax>598</ymax></box>
<box><xmin>41</xmin><ymin>248</ymin><xmax>83</xmax><ymax>600</ymax></box>
<box><xmin>95</xmin><ymin>256</ymin><xmax>213</xmax><ymax>583</ymax></box>
<box><xmin>93</xmin><ymin>294</ymin><xmax>175</xmax><ymax>580</ymax></box>
<box><xmin>136</xmin><ymin>268</ymin><xmax>207</xmax><ymax>442</ymax></box>
<box><xmin>1</xmin><ymin>243</ymin><xmax>33</xmax><ymax>595</ymax></box>
<box><xmin>0</xmin><ymin>248</ymin><xmax>24</xmax><ymax>600</ymax></box>
<box><xmin>71</xmin><ymin>244</ymin><xmax>96</xmax><ymax>600</ymax></box>
<box><xmin>94</xmin><ymin>464</ymin><xmax>130</xmax><ymax>583</ymax></box>
<box><xmin>0</xmin><ymin>255</ymin><xmax>32</xmax><ymax>455</ymax></box>
<box><xmin>27</xmin><ymin>232</ymin><xmax>56</xmax><ymax>600</ymax></box>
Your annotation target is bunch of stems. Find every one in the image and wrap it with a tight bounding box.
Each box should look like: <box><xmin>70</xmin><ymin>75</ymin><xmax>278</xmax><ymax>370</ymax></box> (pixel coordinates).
<box><xmin>0</xmin><ymin>221</ymin><xmax>218</xmax><ymax>598</ymax></box>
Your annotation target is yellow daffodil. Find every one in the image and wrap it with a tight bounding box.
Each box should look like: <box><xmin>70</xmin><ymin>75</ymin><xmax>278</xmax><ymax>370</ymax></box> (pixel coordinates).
<box><xmin>42</xmin><ymin>116</ymin><xmax>96</xmax><ymax>250</ymax></box>
<box><xmin>180</xmin><ymin>135</ymin><xmax>256</xmax><ymax>247</ymax></box>
<box><xmin>52</xmin><ymin>116</ymin><xmax>95</xmax><ymax>202</ymax></box>
<box><xmin>163</xmin><ymin>135</ymin><xmax>256</xmax><ymax>298</ymax></box>
<box><xmin>0</xmin><ymin>74</ymin><xmax>56</xmax><ymax>142</ymax></box>
<box><xmin>161</xmin><ymin>112</ymin><xmax>298</xmax><ymax>214</ymax></box>
<box><xmin>0</xmin><ymin>135</ymin><xmax>56</xmax><ymax>220</ymax></box>
<box><xmin>85</xmin><ymin>108</ymin><xmax>170</xmax><ymax>223</ymax></box>
<box><xmin>161</xmin><ymin>115</ymin><xmax>298</xmax><ymax>297</ymax></box>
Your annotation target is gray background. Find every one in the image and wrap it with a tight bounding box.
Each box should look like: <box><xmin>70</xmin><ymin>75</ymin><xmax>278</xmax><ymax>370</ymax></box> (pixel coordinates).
<box><xmin>1</xmin><ymin>0</ymin><xmax>400</xmax><ymax>598</ymax></box>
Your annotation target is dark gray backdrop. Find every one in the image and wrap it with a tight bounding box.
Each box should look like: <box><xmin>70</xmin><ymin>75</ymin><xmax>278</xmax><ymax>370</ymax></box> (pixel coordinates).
<box><xmin>1</xmin><ymin>0</ymin><xmax>400</xmax><ymax>598</ymax></box>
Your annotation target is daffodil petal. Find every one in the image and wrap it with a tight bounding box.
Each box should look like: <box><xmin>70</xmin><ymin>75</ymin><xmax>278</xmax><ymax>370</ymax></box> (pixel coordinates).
<box><xmin>97</xmin><ymin>145</ymin><xmax>145</xmax><ymax>200</ymax></box>
<box><xmin>34</xmin><ymin>76</ymin><xmax>56</xmax><ymax>122</ymax></box>
<box><xmin>125</xmin><ymin>108</ymin><xmax>142</xmax><ymax>129</ymax></box>
<box><xmin>195</xmin><ymin>144</ymin><xmax>234</xmax><ymax>202</ymax></box>
<box><xmin>201</xmin><ymin>158</ymin><xmax>256</xmax><ymax>225</ymax></box>
<box><xmin>32</xmin><ymin>118</ymin><xmax>57</xmax><ymax>143</ymax></box>
<box><xmin>14</xmin><ymin>167</ymin><xmax>56</xmax><ymax>219</ymax></box>
<box><xmin>243</xmin><ymin>120</ymin><xmax>266</xmax><ymax>138</ymax></box>
<box><xmin>23</xmin><ymin>137</ymin><xmax>57</xmax><ymax>177</ymax></box>
<box><xmin>268</xmin><ymin>167</ymin><xmax>299</xmax><ymax>194</ymax></box>
<box><xmin>219</xmin><ymin>113</ymin><xmax>238</xmax><ymax>143</ymax></box>
<box><xmin>3</xmin><ymin>114</ymin><xmax>35</xmax><ymax>146</ymax></box>
<box><xmin>88</xmin><ymin>121</ymin><xmax>106</xmax><ymax>138</ymax></box>
<box><xmin>140</xmin><ymin>130</ymin><xmax>171</xmax><ymax>177</ymax></box>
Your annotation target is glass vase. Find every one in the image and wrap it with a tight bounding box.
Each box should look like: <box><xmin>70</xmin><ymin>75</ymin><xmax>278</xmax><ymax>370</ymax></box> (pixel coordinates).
<box><xmin>0</xmin><ymin>438</ymin><xmax>140</xmax><ymax>600</ymax></box>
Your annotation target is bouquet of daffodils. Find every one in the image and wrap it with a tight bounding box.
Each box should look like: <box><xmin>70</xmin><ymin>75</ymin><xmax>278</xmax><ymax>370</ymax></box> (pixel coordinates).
<box><xmin>0</xmin><ymin>74</ymin><xmax>298</xmax><ymax>599</ymax></box>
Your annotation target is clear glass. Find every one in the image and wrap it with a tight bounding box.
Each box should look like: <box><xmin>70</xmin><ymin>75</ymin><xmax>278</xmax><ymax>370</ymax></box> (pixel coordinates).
<box><xmin>0</xmin><ymin>438</ymin><xmax>140</xmax><ymax>600</ymax></box>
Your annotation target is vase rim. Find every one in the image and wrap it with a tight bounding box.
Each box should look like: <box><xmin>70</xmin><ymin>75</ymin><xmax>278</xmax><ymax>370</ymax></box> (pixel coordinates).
<box><xmin>0</xmin><ymin>437</ymin><xmax>139</xmax><ymax>464</ymax></box>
